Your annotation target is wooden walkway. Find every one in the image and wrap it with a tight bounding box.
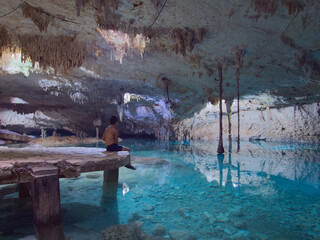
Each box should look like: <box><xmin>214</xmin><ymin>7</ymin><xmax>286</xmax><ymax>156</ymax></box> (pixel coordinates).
<box><xmin>0</xmin><ymin>146</ymin><xmax>130</xmax><ymax>240</ymax></box>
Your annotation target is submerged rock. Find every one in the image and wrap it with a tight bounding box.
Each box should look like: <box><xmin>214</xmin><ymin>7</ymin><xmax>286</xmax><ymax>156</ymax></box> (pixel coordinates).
<box><xmin>131</xmin><ymin>157</ymin><xmax>169</xmax><ymax>166</ymax></box>
<box><xmin>102</xmin><ymin>222</ymin><xmax>168</xmax><ymax>240</ymax></box>
<box><xmin>169</xmin><ymin>229</ymin><xmax>198</xmax><ymax>240</ymax></box>
<box><xmin>249</xmin><ymin>135</ymin><xmax>267</xmax><ymax>142</ymax></box>
<box><xmin>152</xmin><ymin>224</ymin><xmax>166</xmax><ymax>236</ymax></box>
<box><xmin>143</xmin><ymin>204</ymin><xmax>155</xmax><ymax>211</ymax></box>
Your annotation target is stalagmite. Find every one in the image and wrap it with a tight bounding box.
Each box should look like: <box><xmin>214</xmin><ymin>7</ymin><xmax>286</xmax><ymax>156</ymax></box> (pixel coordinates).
<box><xmin>93</xmin><ymin>114</ymin><xmax>102</xmax><ymax>139</ymax></box>
<box><xmin>217</xmin><ymin>62</ymin><xmax>225</xmax><ymax>154</ymax></box>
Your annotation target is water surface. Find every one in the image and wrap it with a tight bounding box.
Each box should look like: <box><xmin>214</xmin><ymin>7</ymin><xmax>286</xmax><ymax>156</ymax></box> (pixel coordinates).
<box><xmin>0</xmin><ymin>139</ymin><xmax>319</xmax><ymax>239</ymax></box>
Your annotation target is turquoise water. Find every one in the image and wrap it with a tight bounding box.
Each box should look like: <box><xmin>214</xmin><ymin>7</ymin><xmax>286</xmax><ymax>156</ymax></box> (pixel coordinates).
<box><xmin>0</xmin><ymin>139</ymin><xmax>320</xmax><ymax>239</ymax></box>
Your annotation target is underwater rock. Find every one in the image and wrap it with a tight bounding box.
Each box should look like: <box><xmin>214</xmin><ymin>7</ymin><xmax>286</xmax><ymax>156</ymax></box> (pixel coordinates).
<box><xmin>102</xmin><ymin>221</ymin><xmax>146</xmax><ymax>240</ymax></box>
<box><xmin>230</xmin><ymin>230</ymin><xmax>249</xmax><ymax>240</ymax></box>
<box><xmin>128</xmin><ymin>213</ymin><xmax>141</xmax><ymax>223</ymax></box>
<box><xmin>233</xmin><ymin>220</ymin><xmax>248</xmax><ymax>230</ymax></box>
<box><xmin>216</xmin><ymin>212</ymin><xmax>229</xmax><ymax>223</ymax></box>
<box><xmin>84</xmin><ymin>173</ymin><xmax>101</xmax><ymax>179</ymax></box>
<box><xmin>152</xmin><ymin>224</ymin><xmax>166</xmax><ymax>236</ymax></box>
<box><xmin>178</xmin><ymin>208</ymin><xmax>191</xmax><ymax>219</ymax></box>
<box><xmin>143</xmin><ymin>204</ymin><xmax>155</xmax><ymax>211</ymax></box>
<box><xmin>131</xmin><ymin>157</ymin><xmax>169</xmax><ymax>166</ymax></box>
<box><xmin>169</xmin><ymin>229</ymin><xmax>198</xmax><ymax>240</ymax></box>
<box><xmin>254</xmin><ymin>233</ymin><xmax>269</xmax><ymax>240</ymax></box>
<box><xmin>0</xmin><ymin>140</ymin><xmax>5</xmax><ymax>145</ymax></box>
<box><xmin>249</xmin><ymin>135</ymin><xmax>267</xmax><ymax>142</ymax></box>
<box><xmin>102</xmin><ymin>221</ymin><xmax>168</xmax><ymax>240</ymax></box>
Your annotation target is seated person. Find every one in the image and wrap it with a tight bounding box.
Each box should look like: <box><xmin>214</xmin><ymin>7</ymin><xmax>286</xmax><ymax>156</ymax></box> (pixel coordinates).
<box><xmin>102</xmin><ymin>116</ymin><xmax>136</xmax><ymax>170</ymax></box>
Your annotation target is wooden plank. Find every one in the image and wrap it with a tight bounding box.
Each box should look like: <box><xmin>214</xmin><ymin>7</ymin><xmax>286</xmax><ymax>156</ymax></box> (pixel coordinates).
<box><xmin>0</xmin><ymin>129</ymin><xmax>33</xmax><ymax>142</ymax></box>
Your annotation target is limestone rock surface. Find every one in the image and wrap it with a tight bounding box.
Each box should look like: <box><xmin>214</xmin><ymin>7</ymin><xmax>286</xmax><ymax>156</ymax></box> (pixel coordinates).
<box><xmin>0</xmin><ymin>0</ymin><xmax>319</xmax><ymax>140</ymax></box>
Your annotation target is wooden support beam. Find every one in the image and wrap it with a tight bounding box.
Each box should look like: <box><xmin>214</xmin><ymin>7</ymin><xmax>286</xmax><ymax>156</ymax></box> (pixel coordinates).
<box><xmin>101</xmin><ymin>169</ymin><xmax>119</xmax><ymax>225</ymax></box>
<box><xmin>30</xmin><ymin>167</ymin><xmax>64</xmax><ymax>240</ymax></box>
<box><xmin>19</xmin><ymin>183</ymin><xmax>31</xmax><ymax>199</ymax></box>
<box><xmin>104</xmin><ymin>169</ymin><xmax>119</xmax><ymax>183</ymax></box>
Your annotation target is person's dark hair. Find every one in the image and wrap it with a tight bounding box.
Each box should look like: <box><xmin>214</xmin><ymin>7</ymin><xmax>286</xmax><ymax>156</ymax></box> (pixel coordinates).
<box><xmin>110</xmin><ymin>116</ymin><xmax>119</xmax><ymax>125</ymax></box>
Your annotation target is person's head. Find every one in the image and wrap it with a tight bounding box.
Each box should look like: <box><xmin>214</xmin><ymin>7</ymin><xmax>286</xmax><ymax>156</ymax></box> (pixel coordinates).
<box><xmin>110</xmin><ymin>116</ymin><xmax>119</xmax><ymax>126</ymax></box>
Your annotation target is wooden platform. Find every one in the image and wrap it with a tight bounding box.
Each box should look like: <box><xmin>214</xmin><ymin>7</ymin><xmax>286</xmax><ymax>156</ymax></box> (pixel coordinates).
<box><xmin>0</xmin><ymin>146</ymin><xmax>130</xmax><ymax>240</ymax></box>
<box><xmin>0</xmin><ymin>146</ymin><xmax>129</xmax><ymax>184</ymax></box>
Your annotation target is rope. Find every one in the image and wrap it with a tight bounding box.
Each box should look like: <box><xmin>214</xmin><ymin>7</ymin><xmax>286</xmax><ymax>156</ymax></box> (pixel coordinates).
<box><xmin>147</xmin><ymin>0</ymin><xmax>168</xmax><ymax>30</ymax></box>
<box><xmin>0</xmin><ymin>2</ymin><xmax>25</xmax><ymax>19</ymax></box>
<box><xmin>0</xmin><ymin>1</ymin><xmax>79</xmax><ymax>25</ymax></box>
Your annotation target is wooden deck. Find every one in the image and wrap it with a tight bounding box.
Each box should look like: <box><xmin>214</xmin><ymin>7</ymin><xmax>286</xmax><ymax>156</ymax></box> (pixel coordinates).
<box><xmin>0</xmin><ymin>146</ymin><xmax>130</xmax><ymax>240</ymax></box>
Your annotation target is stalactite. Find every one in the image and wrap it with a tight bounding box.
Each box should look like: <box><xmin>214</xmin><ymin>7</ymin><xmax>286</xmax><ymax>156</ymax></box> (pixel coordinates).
<box><xmin>251</xmin><ymin>0</ymin><xmax>277</xmax><ymax>15</ymax></box>
<box><xmin>150</xmin><ymin>0</ymin><xmax>161</xmax><ymax>7</ymax></box>
<box><xmin>294</xmin><ymin>50</ymin><xmax>320</xmax><ymax>77</ymax></box>
<box><xmin>19</xmin><ymin>34</ymin><xmax>85</xmax><ymax>73</ymax></box>
<box><xmin>161</xmin><ymin>77</ymin><xmax>170</xmax><ymax>103</ymax></box>
<box><xmin>0</xmin><ymin>27</ymin><xmax>11</xmax><ymax>57</ymax></box>
<box><xmin>21</xmin><ymin>2</ymin><xmax>52</xmax><ymax>32</ymax></box>
<box><xmin>280</xmin><ymin>0</ymin><xmax>304</xmax><ymax>15</ymax></box>
<box><xmin>233</xmin><ymin>47</ymin><xmax>245</xmax><ymax>152</ymax></box>
<box><xmin>217</xmin><ymin>62</ymin><xmax>225</xmax><ymax>154</ymax></box>
<box><xmin>250</xmin><ymin>0</ymin><xmax>304</xmax><ymax>20</ymax></box>
<box><xmin>76</xmin><ymin>0</ymin><xmax>118</xmax><ymax>16</ymax></box>
<box><xmin>236</xmin><ymin>67</ymin><xmax>240</xmax><ymax>152</ymax></box>
<box><xmin>170</xmin><ymin>28</ymin><xmax>205</xmax><ymax>56</ymax></box>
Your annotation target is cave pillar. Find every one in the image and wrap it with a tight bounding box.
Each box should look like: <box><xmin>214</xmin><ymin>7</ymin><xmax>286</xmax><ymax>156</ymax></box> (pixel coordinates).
<box><xmin>217</xmin><ymin>63</ymin><xmax>225</xmax><ymax>154</ymax></box>
<box><xmin>236</xmin><ymin>66</ymin><xmax>240</xmax><ymax>152</ymax></box>
<box><xmin>225</xmin><ymin>98</ymin><xmax>233</xmax><ymax>146</ymax></box>
<box><xmin>52</xmin><ymin>128</ymin><xmax>57</xmax><ymax>137</ymax></box>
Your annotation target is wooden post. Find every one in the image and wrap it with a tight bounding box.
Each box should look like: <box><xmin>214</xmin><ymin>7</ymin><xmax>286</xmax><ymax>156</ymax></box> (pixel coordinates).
<box><xmin>19</xmin><ymin>183</ymin><xmax>31</xmax><ymax>199</ymax></box>
<box><xmin>104</xmin><ymin>169</ymin><xmax>119</xmax><ymax>183</ymax></box>
<box><xmin>30</xmin><ymin>167</ymin><xmax>64</xmax><ymax>240</ymax></box>
<box><xmin>101</xmin><ymin>169</ymin><xmax>119</xmax><ymax>225</ymax></box>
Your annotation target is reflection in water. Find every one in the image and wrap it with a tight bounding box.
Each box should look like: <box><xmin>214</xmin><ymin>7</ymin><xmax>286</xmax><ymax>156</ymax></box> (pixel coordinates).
<box><xmin>175</xmin><ymin>140</ymin><xmax>320</xmax><ymax>189</ymax></box>
<box><xmin>0</xmin><ymin>139</ymin><xmax>319</xmax><ymax>240</ymax></box>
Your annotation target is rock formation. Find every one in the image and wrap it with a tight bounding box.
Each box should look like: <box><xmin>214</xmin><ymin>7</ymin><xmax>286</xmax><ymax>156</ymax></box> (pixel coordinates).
<box><xmin>0</xmin><ymin>0</ymin><xmax>319</xmax><ymax>141</ymax></box>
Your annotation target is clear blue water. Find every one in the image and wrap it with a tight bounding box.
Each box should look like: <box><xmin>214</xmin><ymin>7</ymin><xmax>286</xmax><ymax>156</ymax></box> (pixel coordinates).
<box><xmin>0</xmin><ymin>139</ymin><xmax>320</xmax><ymax>239</ymax></box>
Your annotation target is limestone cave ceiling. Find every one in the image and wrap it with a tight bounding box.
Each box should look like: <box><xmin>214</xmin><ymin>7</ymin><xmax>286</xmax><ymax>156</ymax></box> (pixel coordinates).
<box><xmin>0</xmin><ymin>0</ymin><xmax>319</xmax><ymax>136</ymax></box>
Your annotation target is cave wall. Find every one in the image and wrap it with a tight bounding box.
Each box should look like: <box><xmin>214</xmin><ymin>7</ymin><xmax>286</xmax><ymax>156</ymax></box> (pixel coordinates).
<box><xmin>173</xmin><ymin>101</ymin><xmax>320</xmax><ymax>142</ymax></box>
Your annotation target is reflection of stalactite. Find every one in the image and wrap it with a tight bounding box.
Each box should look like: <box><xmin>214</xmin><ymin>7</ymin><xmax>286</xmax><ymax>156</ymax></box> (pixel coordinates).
<box><xmin>217</xmin><ymin>63</ymin><xmax>225</xmax><ymax>154</ymax></box>
<box><xmin>217</xmin><ymin>153</ymin><xmax>224</xmax><ymax>188</ymax></box>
